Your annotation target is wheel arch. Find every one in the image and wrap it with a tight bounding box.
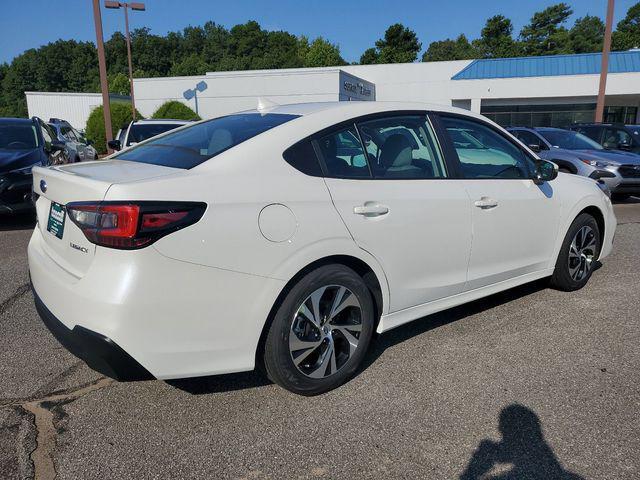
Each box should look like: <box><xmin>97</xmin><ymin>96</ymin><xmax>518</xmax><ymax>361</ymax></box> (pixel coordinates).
<box><xmin>255</xmin><ymin>254</ymin><xmax>385</xmax><ymax>369</ymax></box>
<box><xmin>580</xmin><ymin>205</ymin><xmax>605</xmax><ymax>242</ymax></box>
<box><xmin>552</xmin><ymin>159</ymin><xmax>577</xmax><ymax>174</ymax></box>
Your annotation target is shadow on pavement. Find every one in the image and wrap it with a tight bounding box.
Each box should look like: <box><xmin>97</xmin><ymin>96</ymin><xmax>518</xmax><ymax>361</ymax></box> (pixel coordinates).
<box><xmin>0</xmin><ymin>212</ymin><xmax>36</xmax><ymax>231</ymax></box>
<box><xmin>460</xmin><ymin>404</ymin><xmax>584</xmax><ymax>480</ymax></box>
<box><xmin>167</xmin><ymin>369</ymin><xmax>272</xmax><ymax>395</ymax></box>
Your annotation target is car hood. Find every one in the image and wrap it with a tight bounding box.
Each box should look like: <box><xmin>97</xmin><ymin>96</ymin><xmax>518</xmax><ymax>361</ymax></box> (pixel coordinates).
<box><xmin>0</xmin><ymin>148</ymin><xmax>43</xmax><ymax>174</ymax></box>
<box><xmin>572</xmin><ymin>149</ymin><xmax>640</xmax><ymax>165</ymax></box>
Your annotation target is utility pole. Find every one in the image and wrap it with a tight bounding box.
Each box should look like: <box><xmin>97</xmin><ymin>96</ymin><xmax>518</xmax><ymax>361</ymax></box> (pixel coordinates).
<box><xmin>595</xmin><ymin>0</ymin><xmax>615</xmax><ymax>123</ymax></box>
<box><xmin>105</xmin><ymin>2</ymin><xmax>146</xmax><ymax>121</ymax></box>
<box><xmin>92</xmin><ymin>0</ymin><xmax>113</xmax><ymax>153</ymax></box>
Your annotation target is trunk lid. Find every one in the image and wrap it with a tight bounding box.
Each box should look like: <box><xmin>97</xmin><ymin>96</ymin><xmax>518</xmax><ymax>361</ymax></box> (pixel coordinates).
<box><xmin>32</xmin><ymin>160</ymin><xmax>179</xmax><ymax>278</ymax></box>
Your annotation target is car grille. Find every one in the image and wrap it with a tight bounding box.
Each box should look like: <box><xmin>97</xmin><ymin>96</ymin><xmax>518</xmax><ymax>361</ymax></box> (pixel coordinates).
<box><xmin>619</xmin><ymin>165</ymin><xmax>640</xmax><ymax>178</ymax></box>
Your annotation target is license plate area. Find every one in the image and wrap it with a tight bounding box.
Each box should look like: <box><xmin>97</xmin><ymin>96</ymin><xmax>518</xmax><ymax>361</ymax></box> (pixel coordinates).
<box><xmin>47</xmin><ymin>202</ymin><xmax>66</xmax><ymax>239</ymax></box>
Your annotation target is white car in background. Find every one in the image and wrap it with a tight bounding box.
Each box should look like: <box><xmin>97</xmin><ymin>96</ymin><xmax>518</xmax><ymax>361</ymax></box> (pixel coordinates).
<box><xmin>108</xmin><ymin>118</ymin><xmax>191</xmax><ymax>151</ymax></box>
<box><xmin>29</xmin><ymin>101</ymin><xmax>615</xmax><ymax>395</ymax></box>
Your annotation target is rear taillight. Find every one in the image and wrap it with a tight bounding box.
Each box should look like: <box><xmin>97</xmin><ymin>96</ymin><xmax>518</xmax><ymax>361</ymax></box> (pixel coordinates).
<box><xmin>66</xmin><ymin>201</ymin><xmax>206</xmax><ymax>249</ymax></box>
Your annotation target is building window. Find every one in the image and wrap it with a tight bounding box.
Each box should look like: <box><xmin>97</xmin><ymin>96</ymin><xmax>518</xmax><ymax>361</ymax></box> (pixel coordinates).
<box><xmin>481</xmin><ymin>104</ymin><xmax>638</xmax><ymax>128</ymax></box>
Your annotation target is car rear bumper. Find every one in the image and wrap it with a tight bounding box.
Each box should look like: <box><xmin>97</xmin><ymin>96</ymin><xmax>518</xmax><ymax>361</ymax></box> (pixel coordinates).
<box><xmin>33</xmin><ymin>286</ymin><xmax>154</xmax><ymax>381</ymax></box>
<box><xmin>28</xmin><ymin>227</ymin><xmax>286</xmax><ymax>380</ymax></box>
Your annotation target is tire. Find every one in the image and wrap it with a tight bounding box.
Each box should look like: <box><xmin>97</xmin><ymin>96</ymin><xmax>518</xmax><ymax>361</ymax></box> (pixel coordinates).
<box><xmin>550</xmin><ymin>213</ymin><xmax>601</xmax><ymax>291</ymax></box>
<box><xmin>264</xmin><ymin>264</ymin><xmax>375</xmax><ymax>396</ymax></box>
<box><xmin>611</xmin><ymin>193</ymin><xmax>630</xmax><ymax>202</ymax></box>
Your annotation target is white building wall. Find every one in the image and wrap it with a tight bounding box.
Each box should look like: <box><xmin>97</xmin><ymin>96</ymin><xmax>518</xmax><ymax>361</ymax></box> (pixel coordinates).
<box><xmin>25</xmin><ymin>92</ymin><xmax>105</xmax><ymax>129</ymax></box>
<box><xmin>134</xmin><ymin>68</ymin><xmax>374</xmax><ymax>119</ymax></box>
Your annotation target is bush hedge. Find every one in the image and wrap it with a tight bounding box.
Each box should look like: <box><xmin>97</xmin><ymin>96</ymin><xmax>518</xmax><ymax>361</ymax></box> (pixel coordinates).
<box><xmin>152</xmin><ymin>101</ymin><xmax>200</xmax><ymax>121</ymax></box>
<box><xmin>85</xmin><ymin>102</ymin><xmax>143</xmax><ymax>154</ymax></box>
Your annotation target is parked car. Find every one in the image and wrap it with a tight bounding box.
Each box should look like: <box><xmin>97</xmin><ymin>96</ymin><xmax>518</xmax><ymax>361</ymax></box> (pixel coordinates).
<box><xmin>29</xmin><ymin>102</ymin><xmax>615</xmax><ymax>395</ymax></box>
<box><xmin>108</xmin><ymin>119</ymin><xmax>191</xmax><ymax>151</ymax></box>
<box><xmin>0</xmin><ymin>117</ymin><xmax>66</xmax><ymax>214</ymax></box>
<box><xmin>509</xmin><ymin>127</ymin><xmax>640</xmax><ymax>200</ymax></box>
<box><xmin>569</xmin><ymin>123</ymin><xmax>640</xmax><ymax>154</ymax></box>
<box><xmin>48</xmin><ymin>118</ymin><xmax>98</xmax><ymax>162</ymax></box>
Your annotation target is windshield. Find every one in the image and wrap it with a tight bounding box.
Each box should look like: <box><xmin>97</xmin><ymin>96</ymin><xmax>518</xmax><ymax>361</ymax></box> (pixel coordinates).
<box><xmin>115</xmin><ymin>113</ymin><xmax>299</xmax><ymax>169</ymax></box>
<box><xmin>0</xmin><ymin>123</ymin><xmax>39</xmax><ymax>150</ymax></box>
<box><xmin>538</xmin><ymin>130</ymin><xmax>603</xmax><ymax>150</ymax></box>
<box><xmin>126</xmin><ymin>123</ymin><xmax>186</xmax><ymax>146</ymax></box>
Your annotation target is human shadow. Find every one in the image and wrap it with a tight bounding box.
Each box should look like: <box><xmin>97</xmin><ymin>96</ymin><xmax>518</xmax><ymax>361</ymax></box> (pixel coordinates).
<box><xmin>460</xmin><ymin>404</ymin><xmax>584</xmax><ymax>480</ymax></box>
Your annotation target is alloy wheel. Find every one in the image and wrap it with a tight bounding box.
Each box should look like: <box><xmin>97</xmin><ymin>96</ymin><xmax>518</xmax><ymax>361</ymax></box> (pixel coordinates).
<box><xmin>568</xmin><ymin>225</ymin><xmax>597</xmax><ymax>281</ymax></box>
<box><xmin>289</xmin><ymin>285</ymin><xmax>363</xmax><ymax>379</ymax></box>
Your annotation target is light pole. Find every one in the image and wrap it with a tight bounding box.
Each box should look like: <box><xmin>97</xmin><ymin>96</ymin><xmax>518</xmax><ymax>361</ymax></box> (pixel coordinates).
<box><xmin>104</xmin><ymin>1</ymin><xmax>146</xmax><ymax>121</ymax></box>
<box><xmin>183</xmin><ymin>81</ymin><xmax>208</xmax><ymax>116</ymax></box>
<box><xmin>595</xmin><ymin>0</ymin><xmax>615</xmax><ymax>123</ymax></box>
<box><xmin>92</xmin><ymin>0</ymin><xmax>113</xmax><ymax>153</ymax></box>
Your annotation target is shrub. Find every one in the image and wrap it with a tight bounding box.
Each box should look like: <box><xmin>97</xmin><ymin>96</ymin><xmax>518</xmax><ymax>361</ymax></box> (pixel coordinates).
<box><xmin>85</xmin><ymin>102</ymin><xmax>142</xmax><ymax>154</ymax></box>
<box><xmin>152</xmin><ymin>101</ymin><xmax>200</xmax><ymax>121</ymax></box>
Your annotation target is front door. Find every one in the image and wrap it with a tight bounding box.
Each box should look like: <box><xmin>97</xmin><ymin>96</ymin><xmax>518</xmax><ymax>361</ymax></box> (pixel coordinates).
<box><xmin>319</xmin><ymin>114</ymin><xmax>472</xmax><ymax>312</ymax></box>
<box><xmin>438</xmin><ymin>114</ymin><xmax>561</xmax><ymax>290</ymax></box>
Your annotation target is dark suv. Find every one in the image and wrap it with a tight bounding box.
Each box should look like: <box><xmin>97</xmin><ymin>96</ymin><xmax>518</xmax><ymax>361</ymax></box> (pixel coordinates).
<box><xmin>0</xmin><ymin>117</ymin><xmax>66</xmax><ymax>213</ymax></box>
<box><xmin>569</xmin><ymin>123</ymin><xmax>640</xmax><ymax>154</ymax></box>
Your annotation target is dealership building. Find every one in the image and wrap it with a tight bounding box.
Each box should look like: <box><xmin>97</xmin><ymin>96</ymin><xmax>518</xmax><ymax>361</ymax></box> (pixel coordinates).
<box><xmin>27</xmin><ymin>50</ymin><xmax>640</xmax><ymax>129</ymax></box>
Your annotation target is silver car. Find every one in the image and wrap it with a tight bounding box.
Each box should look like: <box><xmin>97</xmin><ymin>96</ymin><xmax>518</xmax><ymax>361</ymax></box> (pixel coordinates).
<box><xmin>48</xmin><ymin>119</ymin><xmax>98</xmax><ymax>163</ymax></box>
<box><xmin>509</xmin><ymin>127</ymin><xmax>640</xmax><ymax>200</ymax></box>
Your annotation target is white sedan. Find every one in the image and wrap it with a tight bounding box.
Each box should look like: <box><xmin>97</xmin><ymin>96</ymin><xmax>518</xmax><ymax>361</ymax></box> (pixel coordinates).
<box><xmin>28</xmin><ymin>102</ymin><xmax>616</xmax><ymax>395</ymax></box>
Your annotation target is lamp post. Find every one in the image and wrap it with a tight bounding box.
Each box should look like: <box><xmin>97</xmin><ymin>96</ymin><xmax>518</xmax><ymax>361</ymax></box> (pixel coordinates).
<box><xmin>595</xmin><ymin>0</ymin><xmax>615</xmax><ymax>123</ymax></box>
<box><xmin>104</xmin><ymin>1</ymin><xmax>146</xmax><ymax>121</ymax></box>
<box><xmin>183</xmin><ymin>81</ymin><xmax>208</xmax><ymax>116</ymax></box>
<box><xmin>92</xmin><ymin>0</ymin><xmax>113</xmax><ymax>153</ymax></box>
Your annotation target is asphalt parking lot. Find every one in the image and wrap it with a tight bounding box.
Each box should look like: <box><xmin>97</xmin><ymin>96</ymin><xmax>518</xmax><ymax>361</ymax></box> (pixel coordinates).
<box><xmin>1</xmin><ymin>200</ymin><xmax>639</xmax><ymax>480</ymax></box>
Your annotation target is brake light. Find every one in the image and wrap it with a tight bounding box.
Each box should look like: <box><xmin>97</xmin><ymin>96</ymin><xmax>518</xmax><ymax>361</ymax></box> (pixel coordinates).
<box><xmin>67</xmin><ymin>201</ymin><xmax>206</xmax><ymax>249</ymax></box>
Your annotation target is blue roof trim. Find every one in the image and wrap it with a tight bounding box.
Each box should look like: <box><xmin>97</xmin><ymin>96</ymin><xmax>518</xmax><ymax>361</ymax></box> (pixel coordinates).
<box><xmin>451</xmin><ymin>51</ymin><xmax>640</xmax><ymax>80</ymax></box>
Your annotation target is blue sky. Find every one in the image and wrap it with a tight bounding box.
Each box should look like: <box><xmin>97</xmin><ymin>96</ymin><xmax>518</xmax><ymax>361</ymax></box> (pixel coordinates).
<box><xmin>0</xmin><ymin>0</ymin><xmax>637</xmax><ymax>64</ymax></box>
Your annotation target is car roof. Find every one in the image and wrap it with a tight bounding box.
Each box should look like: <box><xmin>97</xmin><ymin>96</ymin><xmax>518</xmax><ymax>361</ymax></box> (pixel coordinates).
<box><xmin>0</xmin><ymin>117</ymin><xmax>34</xmax><ymax>125</ymax></box>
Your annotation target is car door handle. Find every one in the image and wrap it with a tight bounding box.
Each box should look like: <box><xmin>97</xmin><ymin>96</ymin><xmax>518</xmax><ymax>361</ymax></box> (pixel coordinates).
<box><xmin>353</xmin><ymin>203</ymin><xmax>389</xmax><ymax>217</ymax></box>
<box><xmin>474</xmin><ymin>197</ymin><xmax>499</xmax><ymax>209</ymax></box>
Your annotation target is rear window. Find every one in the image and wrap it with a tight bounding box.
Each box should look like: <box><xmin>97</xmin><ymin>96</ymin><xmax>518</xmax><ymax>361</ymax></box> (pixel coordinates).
<box><xmin>126</xmin><ymin>123</ymin><xmax>185</xmax><ymax>146</ymax></box>
<box><xmin>115</xmin><ymin>113</ymin><xmax>299</xmax><ymax>169</ymax></box>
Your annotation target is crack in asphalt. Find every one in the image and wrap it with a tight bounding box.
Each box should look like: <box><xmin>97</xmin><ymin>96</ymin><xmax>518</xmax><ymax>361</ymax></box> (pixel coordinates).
<box><xmin>0</xmin><ymin>283</ymin><xmax>30</xmax><ymax>317</ymax></box>
<box><xmin>3</xmin><ymin>378</ymin><xmax>113</xmax><ymax>480</ymax></box>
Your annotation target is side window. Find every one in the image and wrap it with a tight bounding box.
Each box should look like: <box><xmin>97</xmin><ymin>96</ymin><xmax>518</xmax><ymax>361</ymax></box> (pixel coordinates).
<box><xmin>357</xmin><ymin>115</ymin><xmax>447</xmax><ymax>179</ymax></box>
<box><xmin>315</xmin><ymin>126</ymin><xmax>370</xmax><ymax>178</ymax></box>
<box><xmin>61</xmin><ymin>126</ymin><xmax>77</xmax><ymax>141</ymax></box>
<box><xmin>282</xmin><ymin>140</ymin><xmax>323</xmax><ymax>176</ymax></box>
<box><xmin>603</xmin><ymin>128</ymin><xmax>632</xmax><ymax>149</ymax></box>
<box><xmin>514</xmin><ymin>130</ymin><xmax>548</xmax><ymax>150</ymax></box>
<box><xmin>441</xmin><ymin>116</ymin><xmax>534</xmax><ymax>180</ymax></box>
<box><xmin>39</xmin><ymin>121</ymin><xmax>53</xmax><ymax>146</ymax></box>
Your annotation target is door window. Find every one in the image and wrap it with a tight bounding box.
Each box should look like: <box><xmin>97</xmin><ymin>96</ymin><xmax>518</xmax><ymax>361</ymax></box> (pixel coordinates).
<box><xmin>441</xmin><ymin>116</ymin><xmax>534</xmax><ymax>179</ymax></box>
<box><xmin>603</xmin><ymin>128</ymin><xmax>632</xmax><ymax>149</ymax></box>
<box><xmin>356</xmin><ymin>115</ymin><xmax>447</xmax><ymax>179</ymax></box>
<box><xmin>513</xmin><ymin>130</ymin><xmax>548</xmax><ymax>150</ymax></box>
<box><xmin>316</xmin><ymin>126</ymin><xmax>370</xmax><ymax>178</ymax></box>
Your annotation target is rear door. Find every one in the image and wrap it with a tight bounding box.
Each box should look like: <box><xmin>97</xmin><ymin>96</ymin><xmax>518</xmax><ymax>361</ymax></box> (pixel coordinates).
<box><xmin>436</xmin><ymin>113</ymin><xmax>561</xmax><ymax>290</ymax></box>
<box><xmin>321</xmin><ymin>113</ymin><xmax>472</xmax><ymax>312</ymax></box>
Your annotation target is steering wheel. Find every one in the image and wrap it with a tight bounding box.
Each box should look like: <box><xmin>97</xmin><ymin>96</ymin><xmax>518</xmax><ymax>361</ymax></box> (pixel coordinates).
<box><xmin>7</xmin><ymin>141</ymin><xmax>30</xmax><ymax>149</ymax></box>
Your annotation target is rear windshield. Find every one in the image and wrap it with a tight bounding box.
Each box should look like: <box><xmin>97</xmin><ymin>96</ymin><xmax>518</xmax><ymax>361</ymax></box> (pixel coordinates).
<box><xmin>115</xmin><ymin>113</ymin><xmax>299</xmax><ymax>169</ymax></box>
<box><xmin>126</xmin><ymin>123</ymin><xmax>185</xmax><ymax>146</ymax></box>
<box><xmin>0</xmin><ymin>123</ymin><xmax>39</xmax><ymax>150</ymax></box>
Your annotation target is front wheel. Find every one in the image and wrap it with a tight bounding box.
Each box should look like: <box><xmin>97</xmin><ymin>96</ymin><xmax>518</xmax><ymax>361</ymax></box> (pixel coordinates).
<box><xmin>263</xmin><ymin>264</ymin><xmax>375</xmax><ymax>395</ymax></box>
<box><xmin>550</xmin><ymin>213</ymin><xmax>601</xmax><ymax>291</ymax></box>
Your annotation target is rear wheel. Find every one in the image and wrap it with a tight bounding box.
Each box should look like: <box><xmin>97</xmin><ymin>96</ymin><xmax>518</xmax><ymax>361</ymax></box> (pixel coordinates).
<box><xmin>550</xmin><ymin>213</ymin><xmax>601</xmax><ymax>291</ymax></box>
<box><xmin>264</xmin><ymin>264</ymin><xmax>375</xmax><ymax>395</ymax></box>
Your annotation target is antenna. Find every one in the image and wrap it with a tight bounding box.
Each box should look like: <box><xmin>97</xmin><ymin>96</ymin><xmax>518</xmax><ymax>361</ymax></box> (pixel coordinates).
<box><xmin>257</xmin><ymin>97</ymin><xmax>279</xmax><ymax>113</ymax></box>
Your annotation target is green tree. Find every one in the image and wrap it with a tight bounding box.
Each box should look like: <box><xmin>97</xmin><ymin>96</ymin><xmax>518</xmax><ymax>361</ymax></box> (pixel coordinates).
<box><xmin>377</xmin><ymin>24</ymin><xmax>422</xmax><ymax>63</ymax></box>
<box><xmin>612</xmin><ymin>2</ymin><xmax>640</xmax><ymax>50</ymax></box>
<box><xmin>302</xmin><ymin>37</ymin><xmax>346</xmax><ymax>67</ymax></box>
<box><xmin>423</xmin><ymin>35</ymin><xmax>477</xmax><ymax>62</ymax></box>
<box><xmin>569</xmin><ymin>15</ymin><xmax>605</xmax><ymax>53</ymax></box>
<box><xmin>109</xmin><ymin>72</ymin><xmax>130</xmax><ymax>95</ymax></box>
<box><xmin>85</xmin><ymin>102</ymin><xmax>142</xmax><ymax>154</ymax></box>
<box><xmin>359</xmin><ymin>47</ymin><xmax>379</xmax><ymax>64</ymax></box>
<box><xmin>473</xmin><ymin>15</ymin><xmax>520</xmax><ymax>58</ymax></box>
<box><xmin>152</xmin><ymin>100</ymin><xmax>200</xmax><ymax>120</ymax></box>
<box><xmin>169</xmin><ymin>54</ymin><xmax>210</xmax><ymax>76</ymax></box>
<box><xmin>520</xmin><ymin>3</ymin><xmax>573</xmax><ymax>55</ymax></box>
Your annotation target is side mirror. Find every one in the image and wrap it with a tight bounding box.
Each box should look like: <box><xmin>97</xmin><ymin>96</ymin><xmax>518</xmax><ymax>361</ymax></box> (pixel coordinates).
<box><xmin>533</xmin><ymin>160</ymin><xmax>558</xmax><ymax>184</ymax></box>
<box><xmin>50</xmin><ymin>140</ymin><xmax>66</xmax><ymax>152</ymax></box>
<box><xmin>107</xmin><ymin>139</ymin><xmax>121</xmax><ymax>151</ymax></box>
<box><xmin>528</xmin><ymin>143</ymin><xmax>541</xmax><ymax>153</ymax></box>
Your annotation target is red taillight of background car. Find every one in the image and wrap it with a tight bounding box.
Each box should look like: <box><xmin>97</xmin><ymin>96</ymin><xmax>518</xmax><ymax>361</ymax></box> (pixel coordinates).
<box><xmin>66</xmin><ymin>201</ymin><xmax>206</xmax><ymax>249</ymax></box>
